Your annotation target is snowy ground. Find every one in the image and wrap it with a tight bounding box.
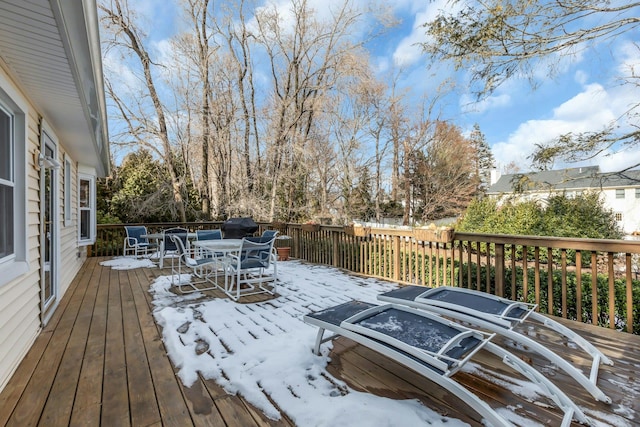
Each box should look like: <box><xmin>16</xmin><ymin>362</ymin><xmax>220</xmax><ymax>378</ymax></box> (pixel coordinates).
<box><xmin>100</xmin><ymin>257</ymin><xmax>630</xmax><ymax>427</ymax></box>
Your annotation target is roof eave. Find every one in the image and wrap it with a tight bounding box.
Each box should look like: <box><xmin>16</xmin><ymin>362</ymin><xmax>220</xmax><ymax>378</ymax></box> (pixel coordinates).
<box><xmin>50</xmin><ymin>0</ymin><xmax>110</xmax><ymax>176</ymax></box>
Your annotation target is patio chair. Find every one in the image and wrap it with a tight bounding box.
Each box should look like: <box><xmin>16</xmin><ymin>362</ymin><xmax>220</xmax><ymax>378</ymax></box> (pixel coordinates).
<box><xmin>196</xmin><ymin>229</ymin><xmax>222</xmax><ymax>255</ymax></box>
<box><xmin>123</xmin><ymin>225</ymin><xmax>157</xmax><ymax>258</ymax></box>
<box><xmin>197</xmin><ymin>229</ymin><xmax>222</xmax><ymax>241</ymax></box>
<box><xmin>161</xmin><ymin>227</ymin><xmax>188</xmax><ymax>266</ymax></box>
<box><xmin>378</xmin><ymin>285</ymin><xmax>613</xmax><ymax>403</ymax></box>
<box><xmin>169</xmin><ymin>234</ymin><xmax>221</xmax><ymax>293</ymax></box>
<box><xmin>304</xmin><ymin>301</ymin><xmax>588</xmax><ymax>427</ymax></box>
<box><xmin>225</xmin><ymin>236</ymin><xmax>277</xmax><ymax>301</ymax></box>
<box><xmin>261</xmin><ymin>229</ymin><xmax>279</xmax><ymax>239</ymax></box>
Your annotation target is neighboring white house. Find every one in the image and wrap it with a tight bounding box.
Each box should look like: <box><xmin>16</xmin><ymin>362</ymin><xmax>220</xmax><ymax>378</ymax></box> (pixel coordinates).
<box><xmin>0</xmin><ymin>0</ymin><xmax>109</xmax><ymax>394</ymax></box>
<box><xmin>487</xmin><ymin>166</ymin><xmax>640</xmax><ymax>235</ymax></box>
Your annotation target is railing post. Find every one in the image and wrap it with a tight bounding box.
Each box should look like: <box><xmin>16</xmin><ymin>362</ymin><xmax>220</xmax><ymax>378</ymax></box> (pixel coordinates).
<box><xmin>393</xmin><ymin>236</ymin><xmax>401</xmax><ymax>282</ymax></box>
<box><xmin>332</xmin><ymin>231</ymin><xmax>340</xmax><ymax>268</ymax></box>
<box><xmin>495</xmin><ymin>243</ymin><xmax>505</xmax><ymax>297</ymax></box>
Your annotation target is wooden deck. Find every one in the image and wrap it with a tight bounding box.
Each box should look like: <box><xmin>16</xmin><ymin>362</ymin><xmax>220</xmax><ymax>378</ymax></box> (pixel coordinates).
<box><xmin>0</xmin><ymin>257</ymin><xmax>638</xmax><ymax>426</ymax></box>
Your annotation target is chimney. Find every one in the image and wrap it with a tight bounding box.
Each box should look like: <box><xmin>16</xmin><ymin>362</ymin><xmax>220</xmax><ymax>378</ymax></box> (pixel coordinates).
<box><xmin>490</xmin><ymin>169</ymin><xmax>501</xmax><ymax>185</ymax></box>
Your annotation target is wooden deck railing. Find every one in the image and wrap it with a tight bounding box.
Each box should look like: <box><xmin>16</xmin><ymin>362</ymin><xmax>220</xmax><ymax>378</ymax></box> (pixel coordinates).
<box><xmin>91</xmin><ymin>222</ymin><xmax>640</xmax><ymax>334</ymax></box>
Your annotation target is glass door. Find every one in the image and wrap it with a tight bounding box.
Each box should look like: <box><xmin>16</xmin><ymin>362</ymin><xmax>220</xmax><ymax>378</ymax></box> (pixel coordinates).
<box><xmin>41</xmin><ymin>135</ymin><xmax>58</xmax><ymax>323</ymax></box>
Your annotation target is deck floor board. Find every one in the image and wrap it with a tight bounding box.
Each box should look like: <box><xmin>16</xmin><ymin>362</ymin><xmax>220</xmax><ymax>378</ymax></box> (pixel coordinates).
<box><xmin>0</xmin><ymin>258</ymin><xmax>638</xmax><ymax>426</ymax></box>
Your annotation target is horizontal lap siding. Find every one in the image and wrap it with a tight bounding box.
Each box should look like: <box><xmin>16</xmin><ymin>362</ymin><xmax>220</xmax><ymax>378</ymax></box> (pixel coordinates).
<box><xmin>0</xmin><ymin>84</ymin><xmax>41</xmax><ymax>394</ymax></box>
<box><xmin>58</xmin><ymin>148</ymin><xmax>83</xmax><ymax>296</ymax></box>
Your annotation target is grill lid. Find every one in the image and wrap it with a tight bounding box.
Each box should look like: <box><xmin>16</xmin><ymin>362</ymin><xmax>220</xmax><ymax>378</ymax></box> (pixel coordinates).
<box><xmin>221</xmin><ymin>217</ymin><xmax>258</xmax><ymax>239</ymax></box>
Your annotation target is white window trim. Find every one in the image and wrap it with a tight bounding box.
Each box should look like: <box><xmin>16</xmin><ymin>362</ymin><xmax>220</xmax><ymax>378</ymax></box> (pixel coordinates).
<box><xmin>64</xmin><ymin>154</ymin><xmax>72</xmax><ymax>227</ymax></box>
<box><xmin>0</xmin><ymin>73</ymin><xmax>29</xmax><ymax>287</ymax></box>
<box><xmin>78</xmin><ymin>171</ymin><xmax>96</xmax><ymax>245</ymax></box>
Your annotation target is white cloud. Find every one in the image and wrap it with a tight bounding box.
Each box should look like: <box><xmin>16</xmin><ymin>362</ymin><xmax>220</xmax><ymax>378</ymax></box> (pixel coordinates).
<box><xmin>552</xmin><ymin>83</ymin><xmax>612</xmax><ymax>122</ymax></box>
<box><xmin>460</xmin><ymin>92</ymin><xmax>511</xmax><ymax>114</ymax></box>
<box><xmin>491</xmin><ymin>82</ymin><xmax>637</xmax><ymax>172</ymax></box>
<box><xmin>599</xmin><ymin>148</ymin><xmax>640</xmax><ymax>173</ymax></box>
<box><xmin>574</xmin><ymin>70</ymin><xmax>588</xmax><ymax>85</ymax></box>
<box><xmin>617</xmin><ymin>41</ymin><xmax>640</xmax><ymax>78</ymax></box>
<box><xmin>103</xmin><ymin>49</ymin><xmax>142</xmax><ymax>92</ymax></box>
<box><xmin>391</xmin><ymin>0</ymin><xmax>452</xmax><ymax>68</ymax></box>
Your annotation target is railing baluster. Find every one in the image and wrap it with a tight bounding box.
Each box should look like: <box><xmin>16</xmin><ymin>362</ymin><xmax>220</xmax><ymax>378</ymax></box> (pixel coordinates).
<box><xmin>608</xmin><ymin>252</ymin><xmax>615</xmax><ymax>329</ymax></box>
<box><xmin>523</xmin><ymin>246</ymin><xmax>528</xmax><ymax>303</ymax></box>
<box><xmin>547</xmin><ymin>247</ymin><xmax>554</xmax><ymax>315</ymax></box>
<box><xmin>576</xmin><ymin>251</ymin><xmax>582</xmax><ymax>322</ymax></box>
<box><xmin>510</xmin><ymin>244</ymin><xmax>517</xmax><ymax>301</ymax></box>
<box><xmin>591</xmin><ymin>252</ymin><xmax>598</xmax><ymax>326</ymax></box>
<box><xmin>626</xmin><ymin>253</ymin><xmax>634</xmax><ymax>334</ymax></box>
<box><xmin>466</xmin><ymin>241</ymin><xmax>472</xmax><ymax>289</ymax></box>
<box><xmin>495</xmin><ymin>243</ymin><xmax>504</xmax><ymax>297</ymax></box>
<box><xmin>535</xmin><ymin>247</ymin><xmax>541</xmax><ymax>309</ymax></box>
<box><xmin>476</xmin><ymin>242</ymin><xmax>481</xmax><ymax>291</ymax></box>
<box><xmin>561</xmin><ymin>249</ymin><xmax>567</xmax><ymax>318</ymax></box>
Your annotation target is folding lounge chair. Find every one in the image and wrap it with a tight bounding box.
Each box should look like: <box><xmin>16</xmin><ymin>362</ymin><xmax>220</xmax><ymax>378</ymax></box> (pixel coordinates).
<box><xmin>304</xmin><ymin>301</ymin><xmax>589</xmax><ymax>427</ymax></box>
<box><xmin>378</xmin><ymin>285</ymin><xmax>613</xmax><ymax>403</ymax></box>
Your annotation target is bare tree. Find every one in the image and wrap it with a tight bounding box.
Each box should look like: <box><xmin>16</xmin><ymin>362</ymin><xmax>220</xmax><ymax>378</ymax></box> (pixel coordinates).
<box><xmin>253</xmin><ymin>0</ymin><xmax>372</xmax><ymax>221</ymax></box>
<box><xmin>184</xmin><ymin>0</ymin><xmax>215</xmax><ymax>217</ymax></box>
<box><xmin>421</xmin><ymin>0</ymin><xmax>640</xmax><ymax>169</ymax></box>
<box><xmin>100</xmin><ymin>0</ymin><xmax>187</xmax><ymax>221</ymax></box>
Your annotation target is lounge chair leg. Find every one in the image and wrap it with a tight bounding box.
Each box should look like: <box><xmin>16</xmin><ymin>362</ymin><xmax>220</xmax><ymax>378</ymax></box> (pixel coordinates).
<box><xmin>313</xmin><ymin>328</ymin><xmax>326</xmax><ymax>355</ymax></box>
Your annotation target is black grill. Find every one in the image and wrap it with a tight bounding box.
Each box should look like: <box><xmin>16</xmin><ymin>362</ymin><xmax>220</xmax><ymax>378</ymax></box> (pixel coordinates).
<box><xmin>221</xmin><ymin>217</ymin><xmax>258</xmax><ymax>239</ymax></box>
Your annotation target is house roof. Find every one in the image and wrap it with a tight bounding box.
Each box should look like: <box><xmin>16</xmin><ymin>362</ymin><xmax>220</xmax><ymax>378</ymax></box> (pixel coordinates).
<box><xmin>0</xmin><ymin>0</ymin><xmax>109</xmax><ymax>176</ymax></box>
<box><xmin>488</xmin><ymin>166</ymin><xmax>640</xmax><ymax>194</ymax></box>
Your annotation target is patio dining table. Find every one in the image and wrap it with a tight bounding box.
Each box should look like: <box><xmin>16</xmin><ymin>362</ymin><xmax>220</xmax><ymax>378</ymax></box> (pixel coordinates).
<box><xmin>192</xmin><ymin>239</ymin><xmax>243</xmax><ymax>292</ymax></box>
<box><xmin>141</xmin><ymin>232</ymin><xmax>198</xmax><ymax>268</ymax></box>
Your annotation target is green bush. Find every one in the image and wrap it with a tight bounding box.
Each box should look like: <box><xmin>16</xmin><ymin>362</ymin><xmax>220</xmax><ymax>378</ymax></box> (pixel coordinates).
<box><xmin>458</xmin><ymin>193</ymin><xmax>622</xmax><ymax>239</ymax></box>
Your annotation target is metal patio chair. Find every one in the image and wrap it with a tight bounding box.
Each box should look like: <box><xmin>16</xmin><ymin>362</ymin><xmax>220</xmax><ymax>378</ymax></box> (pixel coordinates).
<box><xmin>123</xmin><ymin>225</ymin><xmax>157</xmax><ymax>258</ymax></box>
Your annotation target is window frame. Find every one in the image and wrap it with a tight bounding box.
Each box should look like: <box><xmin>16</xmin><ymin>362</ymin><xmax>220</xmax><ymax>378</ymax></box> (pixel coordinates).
<box><xmin>78</xmin><ymin>172</ymin><xmax>96</xmax><ymax>245</ymax></box>
<box><xmin>0</xmin><ymin>103</ymin><xmax>14</xmax><ymax>262</ymax></box>
<box><xmin>0</xmin><ymin>75</ymin><xmax>29</xmax><ymax>287</ymax></box>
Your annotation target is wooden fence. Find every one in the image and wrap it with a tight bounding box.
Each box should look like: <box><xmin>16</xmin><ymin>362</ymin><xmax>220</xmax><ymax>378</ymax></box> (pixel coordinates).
<box><xmin>92</xmin><ymin>222</ymin><xmax>640</xmax><ymax>334</ymax></box>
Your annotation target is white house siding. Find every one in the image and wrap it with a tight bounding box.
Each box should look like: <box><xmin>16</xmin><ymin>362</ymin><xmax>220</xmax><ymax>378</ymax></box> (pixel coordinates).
<box><xmin>0</xmin><ymin>66</ymin><xmax>85</xmax><ymax>393</ymax></box>
<box><xmin>58</xmin><ymin>149</ymin><xmax>85</xmax><ymax>295</ymax></box>
<box><xmin>0</xmin><ymin>69</ymin><xmax>42</xmax><ymax>393</ymax></box>
<box><xmin>602</xmin><ymin>188</ymin><xmax>640</xmax><ymax>235</ymax></box>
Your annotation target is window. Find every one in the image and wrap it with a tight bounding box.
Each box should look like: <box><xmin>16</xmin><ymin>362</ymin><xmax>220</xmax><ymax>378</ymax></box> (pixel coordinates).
<box><xmin>64</xmin><ymin>156</ymin><xmax>72</xmax><ymax>226</ymax></box>
<box><xmin>615</xmin><ymin>212</ymin><xmax>623</xmax><ymax>222</ymax></box>
<box><xmin>636</xmin><ymin>188</ymin><xmax>640</xmax><ymax>199</ymax></box>
<box><xmin>0</xmin><ymin>105</ymin><xmax>14</xmax><ymax>260</ymax></box>
<box><xmin>616</xmin><ymin>189</ymin><xmax>625</xmax><ymax>199</ymax></box>
<box><xmin>78</xmin><ymin>174</ymin><xmax>95</xmax><ymax>245</ymax></box>
<box><xmin>0</xmin><ymin>77</ymin><xmax>28</xmax><ymax>287</ymax></box>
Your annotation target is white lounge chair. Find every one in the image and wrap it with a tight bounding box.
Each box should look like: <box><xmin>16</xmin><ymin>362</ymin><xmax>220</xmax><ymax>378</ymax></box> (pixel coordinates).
<box><xmin>304</xmin><ymin>301</ymin><xmax>590</xmax><ymax>427</ymax></box>
<box><xmin>378</xmin><ymin>285</ymin><xmax>613</xmax><ymax>403</ymax></box>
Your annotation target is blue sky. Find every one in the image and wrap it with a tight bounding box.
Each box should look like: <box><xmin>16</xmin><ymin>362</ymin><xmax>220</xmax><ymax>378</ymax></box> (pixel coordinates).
<box><xmin>105</xmin><ymin>0</ymin><xmax>640</xmax><ymax>174</ymax></box>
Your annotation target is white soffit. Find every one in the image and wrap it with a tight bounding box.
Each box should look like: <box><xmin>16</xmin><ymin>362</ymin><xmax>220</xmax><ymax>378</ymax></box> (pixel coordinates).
<box><xmin>0</xmin><ymin>0</ymin><xmax>109</xmax><ymax>176</ymax></box>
